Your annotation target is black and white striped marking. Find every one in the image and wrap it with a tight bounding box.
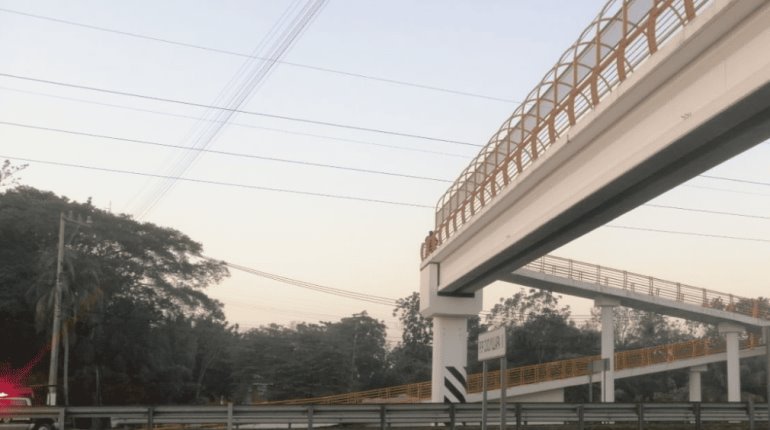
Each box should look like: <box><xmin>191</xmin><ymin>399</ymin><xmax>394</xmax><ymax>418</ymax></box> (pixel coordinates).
<box><xmin>443</xmin><ymin>366</ymin><xmax>466</xmax><ymax>403</ymax></box>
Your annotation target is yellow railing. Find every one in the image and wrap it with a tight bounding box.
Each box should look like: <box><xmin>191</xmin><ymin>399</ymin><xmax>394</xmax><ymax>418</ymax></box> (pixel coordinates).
<box><xmin>521</xmin><ymin>254</ymin><xmax>770</xmax><ymax>321</ymax></box>
<box><xmin>268</xmin><ymin>381</ymin><xmax>432</xmax><ymax>405</ymax></box>
<box><xmin>422</xmin><ymin>0</ymin><xmax>711</xmax><ymax>259</ymax></box>
<box><xmin>264</xmin><ymin>335</ymin><xmax>762</xmax><ymax>405</ymax></box>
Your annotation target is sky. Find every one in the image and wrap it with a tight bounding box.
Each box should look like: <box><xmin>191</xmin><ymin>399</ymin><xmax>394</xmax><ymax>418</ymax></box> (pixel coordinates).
<box><xmin>1</xmin><ymin>0</ymin><xmax>768</xmax><ymax>346</ymax></box>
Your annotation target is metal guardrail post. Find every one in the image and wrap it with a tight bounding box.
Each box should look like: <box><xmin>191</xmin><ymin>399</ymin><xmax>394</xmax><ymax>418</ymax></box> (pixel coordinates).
<box><xmin>514</xmin><ymin>403</ymin><xmax>521</xmax><ymax>430</ymax></box>
<box><xmin>749</xmin><ymin>400</ymin><xmax>755</xmax><ymax>430</ymax></box>
<box><xmin>694</xmin><ymin>402</ymin><xmax>702</xmax><ymax>430</ymax></box>
<box><xmin>58</xmin><ymin>408</ymin><xmax>65</xmax><ymax>430</ymax></box>
<box><xmin>449</xmin><ymin>403</ymin><xmax>456</xmax><ymax>430</ymax></box>
<box><xmin>577</xmin><ymin>405</ymin><xmax>584</xmax><ymax>430</ymax></box>
<box><xmin>379</xmin><ymin>405</ymin><xmax>386</xmax><ymax>430</ymax></box>
<box><xmin>307</xmin><ymin>405</ymin><xmax>313</xmax><ymax>430</ymax></box>
<box><xmin>763</xmin><ymin>326</ymin><xmax>770</xmax><ymax>430</ymax></box>
<box><xmin>147</xmin><ymin>406</ymin><xmax>154</xmax><ymax>430</ymax></box>
<box><xmin>637</xmin><ymin>403</ymin><xmax>644</xmax><ymax>430</ymax></box>
<box><xmin>227</xmin><ymin>402</ymin><xmax>233</xmax><ymax>430</ymax></box>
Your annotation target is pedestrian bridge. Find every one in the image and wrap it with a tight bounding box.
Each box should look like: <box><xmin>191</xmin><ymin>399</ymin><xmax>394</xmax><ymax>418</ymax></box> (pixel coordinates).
<box><xmin>420</xmin><ymin>0</ymin><xmax>770</xmax><ymax>295</ymax></box>
<box><xmin>268</xmin><ymin>335</ymin><xmax>766</xmax><ymax>405</ymax></box>
<box><xmin>419</xmin><ymin>0</ymin><xmax>770</xmax><ymax>405</ymax></box>
<box><xmin>508</xmin><ymin>254</ymin><xmax>770</xmax><ymax>328</ymax></box>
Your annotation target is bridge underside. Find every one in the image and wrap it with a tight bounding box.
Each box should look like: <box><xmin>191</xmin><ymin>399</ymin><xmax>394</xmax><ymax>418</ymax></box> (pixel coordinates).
<box><xmin>428</xmin><ymin>0</ymin><xmax>770</xmax><ymax>295</ymax></box>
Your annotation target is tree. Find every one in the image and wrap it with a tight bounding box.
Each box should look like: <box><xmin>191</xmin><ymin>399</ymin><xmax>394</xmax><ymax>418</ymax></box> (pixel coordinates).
<box><xmin>0</xmin><ymin>159</ymin><xmax>27</xmax><ymax>189</ymax></box>
<box><xmin>389</xmin><ymin>293</ymin><xmax>433</xmax><ymax>385</ymax></box>
<box><xmin>328</xmin><ymin>312</ymin><xmax>388</xmax><ymax>391</ymax></box>
<box><xmin>485</xmin><ymin>288</ymin><xmax>569</xmax><ymax>328</ymax></box>
<box><xmin>392</xmin><ymin>292</ymin><xmax>432</xmax><ymax>346</ymax></box>
<box><xmin>0</xmin><ymin>187</ymin><xmax>229</xmax><ymax>405</ymax></box>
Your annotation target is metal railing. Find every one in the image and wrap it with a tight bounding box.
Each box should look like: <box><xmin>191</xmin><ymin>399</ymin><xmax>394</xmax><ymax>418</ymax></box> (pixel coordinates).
<box><xmin>3</xmin><ymin>402</ymin><xmax>768</xmax><ymax>429</ymax></box>
<box><xmin>267</xmin><ymin>335</ymin><xmax>763</xmax><ymax>405</ymax></box>
<box><xmin>422</xmin><ymin>0</ymin><xmax>712</xmax><ymax>259</ymax></box>
<box><xmin>521</xmin><ymin>254</ymin><xmax>770</xmax><ymax>321</ymax></box>
<box><xmin>268</xmin><ymin>381</ymin><xmax>431</xmax><ymax>406</ymax></box>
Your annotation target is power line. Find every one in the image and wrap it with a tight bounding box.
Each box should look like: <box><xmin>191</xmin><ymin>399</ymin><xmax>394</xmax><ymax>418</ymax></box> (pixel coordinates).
<box><xmin>0</xmin><ymin>154</ymin><xmax>434</xmax><ymax>209</ymax></box>
<box><xmin>604</xmin><ymin>225</ymin><xmax>770</xmax><ymax>243</ymax></box>
<box><xmin>682</xmin><ymin>184</ymin><xmax>770</xmax><ymax>198</ymax></box>
<box><xmin>0</xmin><ymin>86</ymin><xmax>471</xmax><ymax>159</ymax></box>
<box><xmin>0</xmin><ymin>120</ymin><xmax>451</xmax><ymax>183</ymax></box>
<box><xmin>3</xmin><ymin>154</ymin><xmax>768</xmax><ymax>228</ymax></box>
<box><xmin>0</xmin><ymin>7</ymin><xmax>515</xmax><ymax>104</ymax></box>
<box><xmin>698</xmin><ymin>174</ymin><xmax>770</xmax><ymax>187</ymax></box>
<box><xmin>220</xmin><ymin>260</ymin><xmax>398</xmax><ymax>306</ymax></box>
<box><xmin>0</xmin><ymin>72</ymin><xmax>481</xmax><ymax>148</ymax></box>
<box><xmin>131</xmin><ymin>0</ymin><xmax>330</xmax><ymax>219</ymax></box>
<box><xmin>643</xmin><ymin>203</ymin><xmax>770</xmax><ymax>221</ymax></box>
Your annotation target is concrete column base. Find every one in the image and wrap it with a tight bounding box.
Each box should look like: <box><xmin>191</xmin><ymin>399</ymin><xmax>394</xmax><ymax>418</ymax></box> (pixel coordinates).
<box><xmin>595</xmin><ymin>297</ymin><xmax>619</xmax><ymax>403</ymax></box>
<box><xmin>688</xmin><ymin>365</ymin><xmax>708</xmax><ymax>402</ymax></box>
<box><xmin>420</xmin><ymin>262</ymin><xmax>483</xmax><ymax>403</ymax></box>
<box><xmin>718</xmin><ymin>322</ymin><xmax>745</xmax><ymax>402</ymax></box>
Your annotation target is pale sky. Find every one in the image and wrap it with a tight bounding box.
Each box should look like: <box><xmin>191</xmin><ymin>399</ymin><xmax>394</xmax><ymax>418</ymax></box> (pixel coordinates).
<box><xmin>1</xmin><ymin>0</ymin><xmax>768</xmax><ymax>345</ymax></box>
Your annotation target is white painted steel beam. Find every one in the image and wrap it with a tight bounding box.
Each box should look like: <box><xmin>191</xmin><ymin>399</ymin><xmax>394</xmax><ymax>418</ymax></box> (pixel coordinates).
<box><xmin>425</xmin><ymin>0</ymin><xmax>770</xmax><ymax>295</ymax></box>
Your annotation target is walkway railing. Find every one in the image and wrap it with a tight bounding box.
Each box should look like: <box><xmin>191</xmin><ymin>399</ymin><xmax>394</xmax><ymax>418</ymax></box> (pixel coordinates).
<box><xmin>422</xmin><ymin>0</ymin><xmax>712</xmax><ymax>259</ymax></box>
<box><xmin>521</xmin><ymin>254</ymin><xmax>770</xmax><ymax>321</ymax></box>
<box><xmin>267</xmin><ymin>335</ymin><xmax>762</xmax><ymax>405</ymax></box>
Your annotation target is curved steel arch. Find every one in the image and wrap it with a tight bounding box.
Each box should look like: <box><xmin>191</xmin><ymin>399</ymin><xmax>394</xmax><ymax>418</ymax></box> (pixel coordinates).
<box><xmin>423</xmin><ymin>0</ymin><xmax>710</xmax><ymax>260</ymax></box>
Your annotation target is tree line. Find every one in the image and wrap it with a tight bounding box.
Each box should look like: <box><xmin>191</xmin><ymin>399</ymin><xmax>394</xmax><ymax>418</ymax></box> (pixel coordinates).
<box><xmin>0</xmin><ymin>166</ymin><xmax>767</xmax><ymax>405</ymax></box>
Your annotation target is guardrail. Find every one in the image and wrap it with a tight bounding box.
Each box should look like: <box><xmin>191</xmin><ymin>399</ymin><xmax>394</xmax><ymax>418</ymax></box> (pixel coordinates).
<box><xmin>2</xmin><ymin>402</ymin><xmax>767</xmax><ymax>429</ymax></box>
<box><xmin>423</xmin><ymin>0</ymin><xmax>712</xmax><ymax>259</ymax></box>
<box><xmin>268</xmin><ymin>335</ymin><xmax>762</xmax><ymax>405</ymax></box>
<box><xmin>521</xmin><ymin>254</ymin><xmax>770</xmax><ymax>321</ymax></box>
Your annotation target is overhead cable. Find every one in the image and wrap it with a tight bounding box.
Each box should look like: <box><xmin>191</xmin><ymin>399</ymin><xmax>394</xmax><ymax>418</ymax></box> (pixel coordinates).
<box><xmin>0</xmin><ymin>72</ymin><xmax>481</xmax><ymax>148</ymax></box>
<box><xmin>604</xmin><ymin>225</ymin><xmax>770</xmax><ymax>243</ymax></box>
<box><xmin>0</xmin><ymin>86</ymin><xmax>471</xmax><ymax>159</ymax></box>
<box><xmin>131</xmin><ymin>0</ymin><xmax>330</xmax><ymax>218</ymax></box>
<box><xmin>0</xmin><ymin>120</ymin><xmax>451</xmax><ymax>183</ymax></box>
<box><xmin>221</xmin><ymin>260</ymin><xmax>398</xmax><ymax>306</ymax></box>
<box><xmin>0</xmin><ymin>7</ymin><xmax>515</xmax><ymax>103</ymax></box>
<box><xmin>0</xmin><ymin>154</ymin><xmax>433</xmax><ymax>209</ymax></box>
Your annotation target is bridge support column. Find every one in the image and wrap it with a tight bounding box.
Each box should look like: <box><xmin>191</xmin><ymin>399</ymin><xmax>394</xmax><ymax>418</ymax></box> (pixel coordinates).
<box><xmin>595</xmin><ymin>297</ymin><xmax>619</xmax><ymax>403</ymax></box>
<box><xmin>420</xmin><ymin>262</ymin><xmax>483</xmax><ymax>403</ymax></box>
<box><xmin>688</xmin><ymin>365</ymin><xmax>708</xmax><ymax>402</ymax></box>
<box><xmin>718</xmin><ymin>322</ymin><xmax>745</xmax><ymax>402</ymax></box>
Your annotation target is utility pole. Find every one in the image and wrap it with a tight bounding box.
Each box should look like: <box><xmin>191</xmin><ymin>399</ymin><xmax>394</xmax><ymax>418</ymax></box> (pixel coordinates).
<box><xmin>46</xmin><ymin>211</ymin><xmax>91</xmax><ymax>406</ymax></box>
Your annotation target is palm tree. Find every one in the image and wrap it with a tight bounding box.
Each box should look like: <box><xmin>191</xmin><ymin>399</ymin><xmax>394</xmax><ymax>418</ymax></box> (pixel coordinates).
<box><xmin>30</xmin><ymin>239</ymin><xmax>101</xmax><ymax>406</ymax></box>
